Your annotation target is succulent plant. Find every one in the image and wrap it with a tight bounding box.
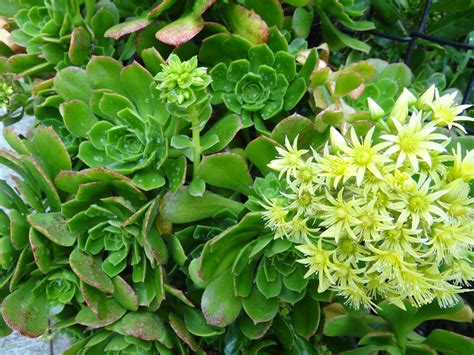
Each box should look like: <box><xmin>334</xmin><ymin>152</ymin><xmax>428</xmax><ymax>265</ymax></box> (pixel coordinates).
<box><xmin>51</xmin><ymin>55</ymin><xmax>170</xmax><ymax>190</ymax></box>
<box><xmin>202</xmin><ymin>32</ymin><xmax>317</xmax><ymax>130</ymax></box>
<box><xmin>346</xmin><ymin>60</ymin><xmax>413</xmax><ymax>113</ymax></box>
<box><xmin>2</xmin><ymin>0</ymin><xmax>120</xmax><ymax>77</ymax></box>
<box><xmin>0</xmin><ymin>128</ymin><xmax>221</xmax><ymax>353</ymax></box>
<box><xmin>0</xmin><ymin>125</ymin><xmax>78</xmax><ymax>337</ymax></box>
<box><xmin>105</xmin><ymin>0</ymin><xmax>278</xmax><ymax>50</ymax></box>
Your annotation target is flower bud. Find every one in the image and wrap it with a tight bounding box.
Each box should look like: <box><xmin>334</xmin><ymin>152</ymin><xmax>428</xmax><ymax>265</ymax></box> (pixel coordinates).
<box><xmin>329</xmin><ymin>126</ymin><xmax>348</xmax><ymax>153</ymax></box>
<box><xmin>367</xmin><ymin>97</ymin><xmax>384</xmax><ymax>121</ymax></box>
<box><xmin>402</xmin><ymin>178</ymin><xmax>417</xmax><ymax>192</ymax></box>
<box><xmin>390</xmin><ymin>91</ymin><xmax>409</xmax><ymax>124</ymax></box>
<box><xmin>441</xmin><ymin>178</ymin><xmax>469</xmax><ymax>203</ymax></box>
<box><xmin>403</xmin><ymin>88</ymin><xmax>417</xmax><ymax>106</ymax></box>
<box><xmin>416</xmin><ymin>84</ymin><xmax>435</xmax><ymax>110</ymax></box>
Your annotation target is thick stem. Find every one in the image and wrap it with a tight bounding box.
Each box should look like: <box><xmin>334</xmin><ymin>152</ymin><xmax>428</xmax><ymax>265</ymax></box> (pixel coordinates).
<box><xmin>191</xmin><ymin>116</ymin><xmax>201</xmax><ymax>179</ymax></box>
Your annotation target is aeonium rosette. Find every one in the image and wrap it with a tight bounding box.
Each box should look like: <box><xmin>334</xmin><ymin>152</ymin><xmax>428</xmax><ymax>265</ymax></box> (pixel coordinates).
<box><xmin>4</xmin><ymin>0</ymin><xmax>120</xmax><ymax>77</ymax></box>
<box><xmin>55</xmin><ymin>168</ymin><xmax>164</xmax><ymax>280</ymax></box>
<box><xmin>53</xmin><ymin>56</ymin><xmax>170</xmax><ymax>191</ymax></box>
<box><xmin>0</xmin><ymin>126</ymin><xmax>84</xmax><ymax>336</ymax></box>
<box><xmin>200</xmin><ymin>33</ymin><xmax>317</xmax><ymax>130</ymax></box>
<box><xmin>262</xmin><ymin>87</ymin><xmax>474</xmax><ymax>311</ymax></box>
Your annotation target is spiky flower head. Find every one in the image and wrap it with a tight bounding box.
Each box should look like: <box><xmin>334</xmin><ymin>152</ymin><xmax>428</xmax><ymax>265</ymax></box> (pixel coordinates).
<box><xmin>429</xmin><ymin>90</ymin><xmax>473</xmax><ymax>133</ymax></box>
<box><xmin>263</xmin><ymin>88</ymin><xmax>474</xmax><ymax>311</ymax></box>
<box><xmin>155</xmin><ymin>54</ymin><xmax>211</xmax><ymax>107</ymax></box>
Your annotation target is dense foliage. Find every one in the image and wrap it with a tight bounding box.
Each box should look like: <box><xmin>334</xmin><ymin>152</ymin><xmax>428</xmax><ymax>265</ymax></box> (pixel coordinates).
<box><xmin>0</xmin><ymin>1</ymin><xmax>472</xmax><ymax>354</ymax></box>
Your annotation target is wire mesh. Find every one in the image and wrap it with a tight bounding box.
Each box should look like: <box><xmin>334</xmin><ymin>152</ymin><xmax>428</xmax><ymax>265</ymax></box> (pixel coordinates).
<box><xmin>367</xmin><ymin>0</ymin><xmax>473</xmax><ymax>106</ymax></box>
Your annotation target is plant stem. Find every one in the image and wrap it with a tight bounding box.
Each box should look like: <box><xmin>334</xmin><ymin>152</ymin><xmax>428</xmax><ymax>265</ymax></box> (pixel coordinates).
<box><xmin>191</xmin><ymin>116</ymin><xmax>201</xmax><ymax>179</ymax></box>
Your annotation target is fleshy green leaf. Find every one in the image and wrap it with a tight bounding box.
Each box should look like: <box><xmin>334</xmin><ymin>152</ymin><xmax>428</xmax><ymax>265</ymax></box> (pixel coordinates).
<box><xmin>121</xmin><ymin>62</ymin><xmax>154</xmax><ymax>117</ymax></box>
<box><xmin>61</xmin><ymin>99</ymin><xmax>98</xmax><ymax>138</ymax></box>
<box><xmin>292</xmin><ymin>7</ymin><xmax>313</xmax><ymax>39</ymax></box>
<box><xmin>323</xmin><ymin>315</ymin><xmax>374</xmax><ymax>337</ymax></box>
<box><xmin>54</xmin><ymin>67</ymin><xmax>92</xmax><ymax>102</ymax></box>
<box><xmin>423</xmin><ymin>329</ymin><xmax>474</xmax><ymax>355</ymax></box>
<box><xmin>242</xmin><ymin>287</ymin><xmax>279</xmax><ymax>323</ymax></box>
<box><xmin>271</xmin><ymin>114</ymin><xmax>316</xmax><ymax>148</ymax></box>
<box><xmin>69</xmin><ymin>248</ymin><xmax>114</xmax><ymax>294</ymax></box>
<box><xmin>202</xmin><ymin>270</ymin><xmax>242</xmax><ymax>327</ymax></box>
<box><xmin>120</xmin><ymin>311</ymin><xmax>172</xmax><ymax>347</ymax></box>
<box><xmin>112</xmin><ymin>276</ymin><xmax>139</xmax><ymax>311</ymax></box>
<box><xmin>223</xmin><ymin>3</ymin><xmax>269</xmax><ymax>44</ymax></box>
<box><xmin>239</xmin><ymin>316</ymin><xmax>272</xmax><ymax>340</ymax></box>
<box><xmin>244</xmin><ymin>0</ymin><xmax>284</xmax><ymax>28</ymax></box>
<box><xmin>199</xmin><ymin>213</ymin><xmax>264</xmax><ymax>282</ymax></box>
<box><xmin>318</xmin><ymin>9</ymin><xmax>370</xmax><ymax>53</ymax></box>
<box><xmin>246</xmin><ymin>135</ymin><xmax>280</xmax><ymax>175</ymax></box>
<box><xmin>104</xmin><ymin>17</ymin><xmax>152</xmax><ymax>40</ymax></box>
<box><xmin>155</xmin><ymin>15</ymin><xmax>204</xmax><ymax>47</ymax></box>
<box><xmin>30</xmin><ymin>126</ymin><xmax>72</xmax><ymax>180</ymax></box>
<box><xmin>68</xmin><ymin>27</ymin><xmax>91</xmax><ymax>66</ymax></box>
<box><xmin>86</xmin><ymin>56</ymin><xmax>126</xmax><ymax>95</ymax></box>
<box><xmin>183</xmin><ymin>307</ymin><xmax>224</xmax><ymax>337</ymax></box>
<box><xmin>198</xmin><ymin>153</ymin><xmax>253</xmax><ymax>195</ymax></box>
<box><xmin>1</xmin><ymin>279</ymin><xmax>48</xmax><ymax>337</ymax></box>
<box><xmin>27</xmin><ymin>212</ymin><xmax>77</xmax><ymax>247</ymax></box>
<box><xmin>334</xmin><ymin>72</ymin><xmax>363</xmax><ymax>97</ymax></box>
<box><xmin>293</xmin><ymin>292</ymin><xmax>320</xmax><ymax>339</ymax></box>
<box><xmin>283</xmin><ymin>77</ymin><xmax>307</xmax><ymax>111</ymax></box>
<box><xmin>160</xmin><ymin>187</ymin><xmax>245</xmax><ymax>223</ymax></box>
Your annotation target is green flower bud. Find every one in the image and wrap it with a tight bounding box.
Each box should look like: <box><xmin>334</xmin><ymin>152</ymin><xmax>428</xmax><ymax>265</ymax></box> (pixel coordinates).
<box><xmin>390</xmin><ymin>90</ymin><xmax>409</xmax><ymax>124</ymax></box>
<box><xmin>403</xmin><ymin>88</ymin><xmax>417</xmax><ymax>106</ymax></box>
<box><xmin>329</xmin><ymin>126</ymin><xmax>348</xmax><ymax>153</ymax></box>
<box><xmin>416</xmin><ymin>84</ymin><xmax>436</xmax><ymax>110</ymax></box>
<box><xmin>367</xmin><ymin>97</ymin><xmax>385</xmax><ymax>121</ymax></box>
<box><xmin>155</xmin><ymin>54</ymin><xmax>211</xmax><ymax>116</ymax></box>
<box><xmin>441</xmin><ymin>178</ymin><xmax>470</xmax><ymax>203</ymax></box>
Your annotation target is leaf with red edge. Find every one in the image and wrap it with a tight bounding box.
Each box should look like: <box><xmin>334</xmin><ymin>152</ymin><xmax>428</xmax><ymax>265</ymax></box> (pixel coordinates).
<box><xmin>223</xmin><ymin>4</ymin><xmax>269</xmax><ymax>44</ymax></box>
<box><xmin>104</xmin><ymin>17</ymin><xmax>153</xmax><ymax>40</ymax></box>
<box><xmin>120</xmin><ymin>311</ymin><xmax>173</xmax><ymax>347</ymax></box>
<box><xmin>244</xmin><ymin>0</ymin><xmax>284</xmax><ymax>28</ymax></box>
<box><xmin>2</xmin><ymin>279</ymin><xmax>48</xmax><ymax>338</ymax></box>
<box><xmin>69</xmin><ymin>248</ymin><xmax>114</xmax><ymax>294</ymax></box>
<box><xmin>156</xmin><ymin>15</ymin><xmax>204</xmax><ymax>46</ymax></box>
<box><xmin>169</xmin><ymin>313</ymin><xmax>200</xmax><ymax>351</ymax></box>
<box><xmin>193</xmin><ymin>0</ymin><xmax>217</xmax><ymax>17</ymax></box>
<box><xmin>148</xmin><ymin>0</ymin><xmax>177</xmax><ymax>19</ymax></box>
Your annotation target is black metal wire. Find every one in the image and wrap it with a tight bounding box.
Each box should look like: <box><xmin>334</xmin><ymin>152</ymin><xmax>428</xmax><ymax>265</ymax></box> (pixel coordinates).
<box><xmin>463</xmin><ymin>70</ymin><xmax>474</xmax><ymax>105</ymax></box>
<box><xmin>366</xmin><ymin>0</ymin><xmax>473</xmax><ymax>106</ymax></box>
<box><xmin>412</xmin><ymin>32</ymin><xmax>474</xmax><ymax>51</ymax></box>
<box><xmin>404</xmin><ymin>0</ymin><xmax>433</xmax><ymax>64</ymax></box>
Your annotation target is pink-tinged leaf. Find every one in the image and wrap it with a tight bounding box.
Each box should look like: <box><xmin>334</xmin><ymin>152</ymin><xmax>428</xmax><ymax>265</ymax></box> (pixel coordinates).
<box><xmin>104</xmin><ymin>17</ymin><xmax>153</xmax><ymax>40</ymax></box>
<box><xmin>69</xmin><ymin>248</ymin><xmax>114</xmax><ymax>294</ymax></box>
<box><xmin>148</xmin><ymin>0</ymin><xmax>177</xmax><ymax>19</ymax></box>
<box><xmin>169</xmin><ymin>313</ymin><xmax>200</xmax><ymax>351</ymax></box>
<box><xmin>223</xmin><ymin>4</ymin><xmax>269</xmax><ymax>44</ymax></box>
<box><xmin>120</xmin><ymin>311</ymin><xmax>173</xmax><ymax>347</ymax></box>
<box><xmin>155</xmin><ymin>15</ymin><xmax>204</xmax><ymax>46</ymax></box>
<box><xmin>244</xmin><ymin>0</ymin><xmax>284</xmax><ymax>28</ymax></box>
<box><xmin>193</xmin><ymin>0</ymin><xmax>217</xmax><ymax>17</ymax></box>
<box><xmin>2</xmin><ymin>279</ymin><xmax>48</xmax><ymax>338</ymax></box>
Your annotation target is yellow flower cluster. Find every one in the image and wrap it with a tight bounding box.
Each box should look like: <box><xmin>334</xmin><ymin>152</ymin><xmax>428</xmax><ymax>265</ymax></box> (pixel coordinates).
<box><xmin>263</xmin><ymin>88</ymin><xmax>473</xmax><ymax>311</ymax></box>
